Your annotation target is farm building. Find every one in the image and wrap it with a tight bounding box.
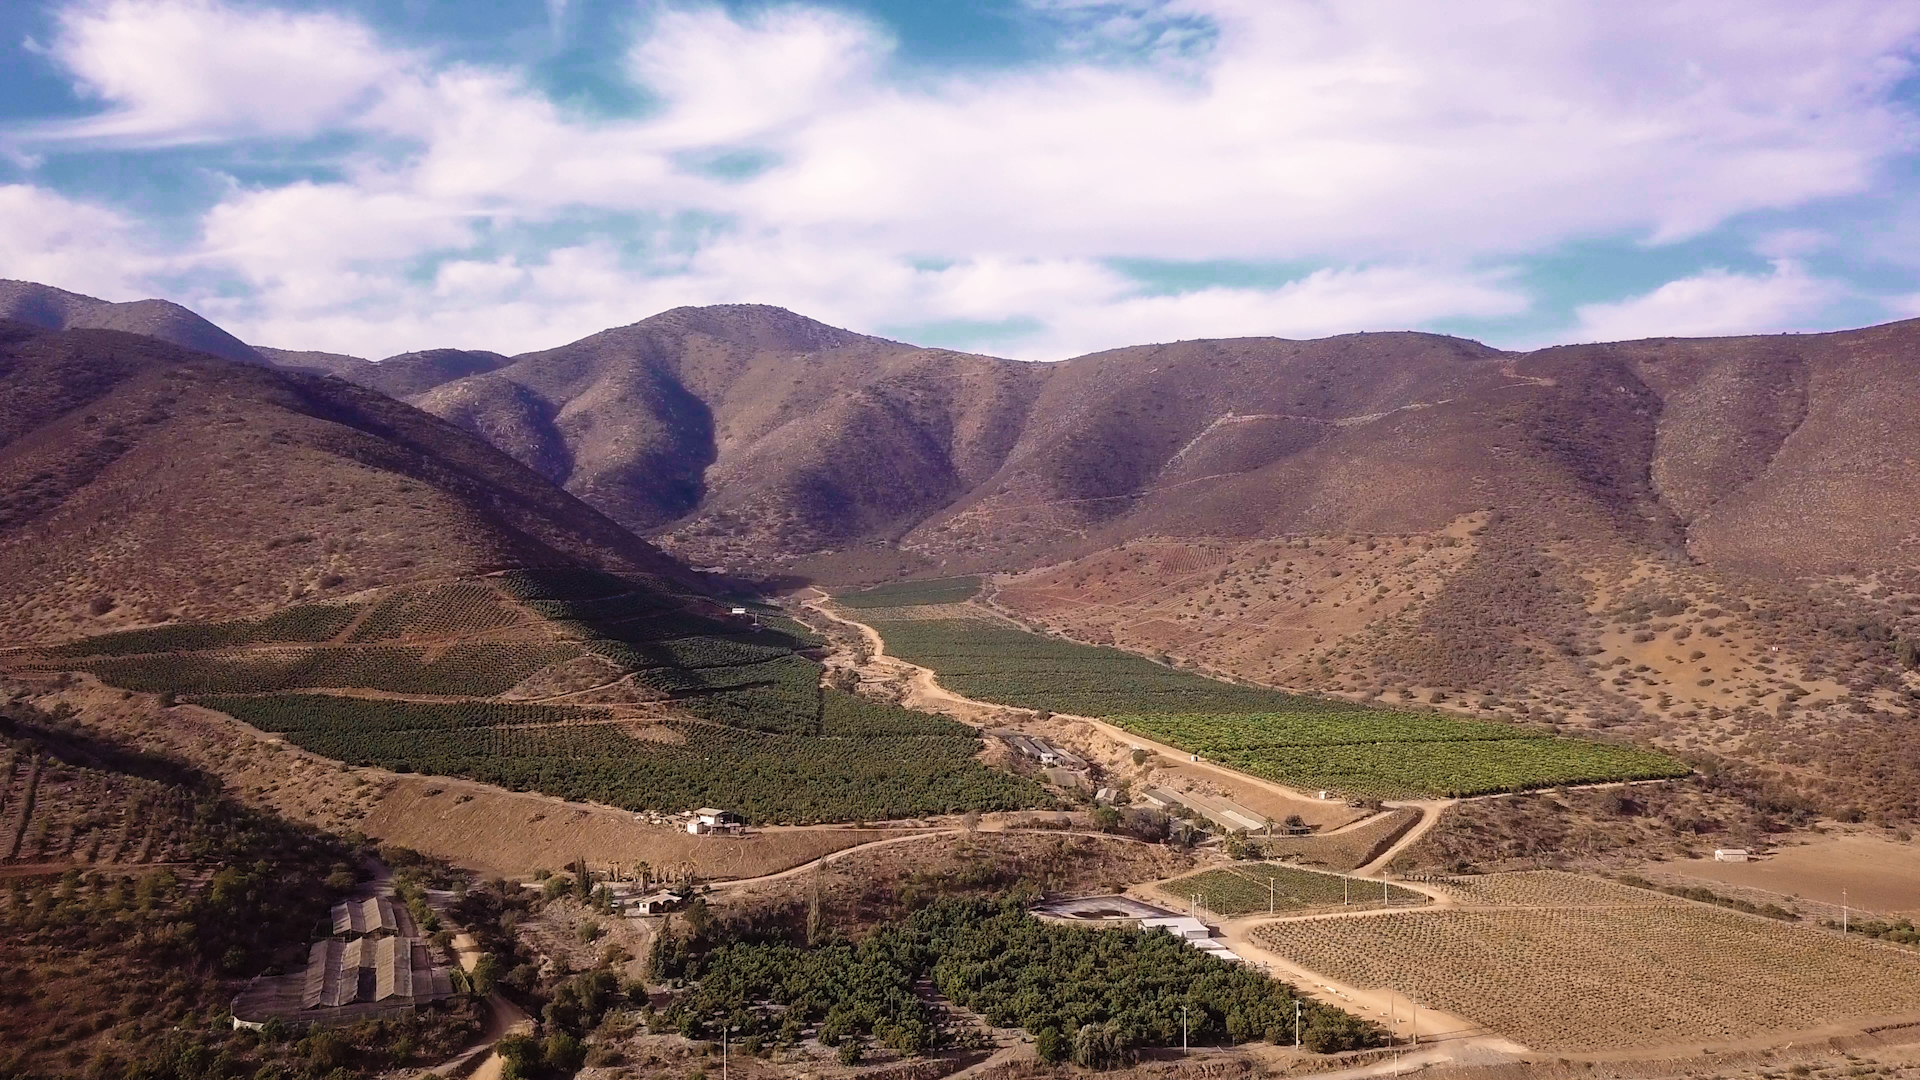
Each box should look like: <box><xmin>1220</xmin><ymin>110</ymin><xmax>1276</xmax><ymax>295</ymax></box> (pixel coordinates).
<box><xmin>1138</xmin><ymin>915</ymin><xmax>1242</xmax><ymax>963</ymax></box>
<box><xmin>1141</xmin><ymin>786</ymin><xmax>1269</xmax><ymax>833</ymax></box>
<box><xmin>232</xmin><ymin>929</ymin><xmax>453</xmax><ymax>1028</ymax></box>
<box><xmin>331</xmin><ymin>897</ymin><xmax>400</xmax><ymax>937</ymax></box>
<box><xmin>625</xmin><ymin>890</ymin><xmax>682</xmax><ymax>915</ymax></box>
<box><xmin>1031</xmin><ymin>897</ymin><xmax>1241</xmax><ymax>962</ymax></box>
<box><xmin>1713</xmin><ymin>848</ymin><xmax>1750</xmax><ymax>862</ymax></box>
<box><xmin>989</xmin><ymin>729</ymin><xmax>1088</xmax><ymax>771</ymax></box>
<box><xmin>686</xmin><ymin>808</ymin><xmax>743</xmax><ymax>834</ymax></box>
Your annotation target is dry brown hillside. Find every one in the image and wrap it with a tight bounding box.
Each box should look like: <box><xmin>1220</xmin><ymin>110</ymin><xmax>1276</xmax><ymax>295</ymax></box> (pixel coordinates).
<box><xmin>0</xmin><ymin>279</ymin><xmax>265</xmax><ymax>366</ymax></box>
<box><xmin>0</xmin><ymin>320</ymin><xmax>690</xmax><ymax>644</ymax></box>
<box><xmin>343</xmin><ymin>307</ymin><xmax>1920</xmax><ymax>586</ymax></box>
<box><xmin>405</xmin><ymin>305</ymin><xmax>1044</xmax><ymax>556</ymax></box>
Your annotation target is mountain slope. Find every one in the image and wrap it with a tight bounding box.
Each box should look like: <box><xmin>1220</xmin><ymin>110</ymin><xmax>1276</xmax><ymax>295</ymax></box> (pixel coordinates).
<box><xmin>373</xmin><ymin>308</ymin><xmax>1920</xmax><ymax>585</ymax></box>
<box><xmin>0</xmin><ymin>320</ymin><xmax>690</xmax><ymax>643</ymax></box>
<box><xmin>408</xmin><ymin>305</ymin><xmax>1044</xmax><ymax>557</ymax></box>
<box><xmin>0</xmin><ymin>279</ymin><xmax>265</xmax><ymax>366</ymax></box>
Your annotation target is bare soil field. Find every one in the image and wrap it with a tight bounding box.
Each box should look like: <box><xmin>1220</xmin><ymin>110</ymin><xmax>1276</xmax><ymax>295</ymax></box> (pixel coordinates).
<box><xmin>1657</xmin><ymin>833</ymin><xmax>1920</xmax><ymax>916</ymax></box>
<box><xmin>1261</xmin><ymin>808</ymin><xmax>1422</xmax><ymax>871</ymax></box>
<box><xmin>1253</xmin><ymin>871</ymin><xmax>1920</xmax><ymax>1053</ymax></box>
<box><xmin>362</xmin><ymin>779</ymin><xmax>915</xmax><ymax>879</ymax></box>
<box><xmin>711</xmin><ymin>830</ymin><xmax>1196</xmax><ymax>932</ymax></box>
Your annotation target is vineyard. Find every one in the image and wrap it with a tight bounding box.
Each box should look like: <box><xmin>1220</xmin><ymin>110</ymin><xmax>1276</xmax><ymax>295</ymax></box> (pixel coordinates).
<box><xmin>1158</xmin><ymin>864</ymin><xmax>1426</xmax><ymax>915</ymax></box>
<box><xmin>19</xmin><ymin>568</ymin><xmax>1054</xmax><ymax>825</ymax></box>
<box><xmin>71</xmin><ymin>642</ymin><xmax>583</xmax><ymax>697</ymax></box>
<box><xmin>201</xmin><ymin>694</ymin><xmax>1044</xmax><ymax>823</ymax></box>
<box><xmin>1253</xmin><ymin>896</ymin><xmax>1920</xmax><ymax>1050</ymax></box>
<box><xmin>871</xmin><ymin>618</ymin><xmax>1687</xmax><ymax>798</ymax></box>
<box><xmin>348</xmin><ymin>581</ymin><xmax>527</xmax><ymax>641</ymax></box>
<box><xmin>832</xmin><ymin>577</ymin><xmax>983</xmax><ymax>609</ymax></box>
<box><xmin>43</xmin><ymin>602</ymin><xmax>361</xmax><ymax>657</ymax></box>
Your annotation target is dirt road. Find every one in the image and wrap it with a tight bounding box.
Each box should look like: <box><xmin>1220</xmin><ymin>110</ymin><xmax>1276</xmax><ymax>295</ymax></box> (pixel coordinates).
<box><xmin>806</xmin><ymin>599</ymin><xmax>1430</xmax><ymax>869</ymax></box>
<box><xmin>708</xmin><ymin>829</ymin><xmax>962</xmax><ymax>890</ymax></box>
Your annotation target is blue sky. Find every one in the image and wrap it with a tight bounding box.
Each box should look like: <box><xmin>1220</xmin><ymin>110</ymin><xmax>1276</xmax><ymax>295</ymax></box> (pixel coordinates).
<box><xmin>3</xmin><ymin>0</ymin><xmax>1920</xmax><ymax>360</ymax></box>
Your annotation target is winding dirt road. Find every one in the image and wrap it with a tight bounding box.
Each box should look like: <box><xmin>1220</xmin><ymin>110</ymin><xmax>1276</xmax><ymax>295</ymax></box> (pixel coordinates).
<box><xmin>802</xmin><ymin>595</ymin><xmax>1447</xmax><ymax>879</ymax></box>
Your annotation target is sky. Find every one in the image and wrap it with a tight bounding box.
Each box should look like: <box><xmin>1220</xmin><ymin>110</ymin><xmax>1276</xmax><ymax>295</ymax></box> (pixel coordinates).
<box><xmin>3</xmin><ymin>0</ymin><xmax>1920</xmax><ymax>361</ymax></box>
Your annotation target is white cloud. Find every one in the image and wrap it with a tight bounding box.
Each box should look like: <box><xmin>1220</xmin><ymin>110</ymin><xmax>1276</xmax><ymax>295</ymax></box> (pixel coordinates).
<box><xmin>12</xmin><ymin>0</ymin><xmax>1920</xmax><ymax>357</ymax></box>
<box><xmin>1568</xmin><ymin>260</ymin><xmax>1844</xmax><ymax>342</ymax></box>
<box><xmin>0</xmin><ymin>184</ymin><xmax>152</xmax><ymax>298</ymax></box>
<box><xmin>36</xmin><ymin>0</ymin><xmax>409</xmax><ymax>144</ymax></box>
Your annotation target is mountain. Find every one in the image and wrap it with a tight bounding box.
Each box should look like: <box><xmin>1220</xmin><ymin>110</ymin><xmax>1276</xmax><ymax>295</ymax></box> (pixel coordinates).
<box><xmin>0</xmin><ymin>279</ymin><xmax>266</xmax><ymax>366</ymax></box>
<box><xmin>402</xmin><ymin>305</ymin><xmax>1044</xmax><ymax>566</ymax></box>
<box><xmin>332</xmin><ymin>304</ymin><xmax>1919</xmax><ymax>823</ymax></box>
<box><xmin>0</xmin><ymin>319</ymin><xmax>690</xmax><ymax>644</ymax></box>
<box><xmin>256</xmin><ymin>345</ymin><xmax>513</xmax><ymax>398</ymax></box>
<box><xmin>353</xmin><ymin>307</ymin><xmax>1920</xmax><ymax>583</ymax></box>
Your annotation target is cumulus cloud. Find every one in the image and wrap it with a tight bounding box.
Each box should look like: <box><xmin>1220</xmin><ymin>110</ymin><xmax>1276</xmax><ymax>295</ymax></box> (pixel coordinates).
<box><xmin>6</xmin><ymin>0</ymin><xmax>1920</xmax><ymax>357</ymax></box>
<box><xmin>1568</xmin><ymin>261</ymin><xmax>1845</xmax><ymax>342</ymax></box>
<box><xmin>0</xmin><ymin>184</ymin><xmax>152</xmax><ymax>297</ymax></box>
<box><xmin>29</xmin><ymin>0</ymin><xmax>410</xmax><ymax>144</ymax></box>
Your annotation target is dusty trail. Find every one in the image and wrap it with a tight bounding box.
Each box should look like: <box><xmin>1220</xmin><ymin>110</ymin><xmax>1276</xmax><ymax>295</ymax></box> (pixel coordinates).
<box><xmin>708</xmin><ymin>829</ymin><xmax>960</xmax><ymax>889</ymax></box>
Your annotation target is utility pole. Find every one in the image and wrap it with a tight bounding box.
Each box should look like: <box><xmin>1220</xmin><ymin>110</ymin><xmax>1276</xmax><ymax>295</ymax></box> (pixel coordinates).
<box><xmin>1294</xmin><ymin>1000</ymin><xmax>1301</xmax><ymax>1048</ymax></box>
<box><xmin>1388</xmin><ymin>994</ymin><xmax>1395</xmax><ymax>1048</ymax></box>
<box><xmin>1843</xmin><ymin>889</ymin><xmax>1849</xmax><ymax>935</ymax></box>
<box><xmin>722</xmin><ymin>1023</ymin><xmax>729</xmax><ymax>1080</ymax></box>
<box><xmin>1344</xmin><ymin>875</ymin><xmax>1349</xmax><ymax>906</ymax></box>
<box><xmin>1269</xmin><ymin>876</ymin><xmax>1275</xmax><ymax>915</ymax></box>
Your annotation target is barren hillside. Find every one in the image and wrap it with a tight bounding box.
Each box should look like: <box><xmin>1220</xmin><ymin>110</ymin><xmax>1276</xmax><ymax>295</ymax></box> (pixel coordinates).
<box><xmin>0</xmin><ymin>320</ymin><xmax>689</xmax><ymax>643</ymax></box>
<box><xmin>0</xmin><ymin>279</ymin><xmax>265</xmax><ymax>366</ymax></box>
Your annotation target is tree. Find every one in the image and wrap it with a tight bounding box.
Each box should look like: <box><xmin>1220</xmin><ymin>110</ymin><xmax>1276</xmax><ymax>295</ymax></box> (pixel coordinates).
<box><xmin>1303</xmin><ymin>1011</ymin><xmax>1377</xmax><ymax>1053</ymax></box>
<box><xmin>1073</xmin><ymin>1022</ymin><xmax>1132</xmax><ymax>1069</ymax></box>
<box><xmin>1090</xmin><ymin>806</ymin><xmax>1121</xmax><ymax>832</ymax></box>
<box><xmin>1035</xmin><ymin>1026</ymin><xmax>1068</xmax><ymax>1064</ymax></box>
<box><xmin>545</xmin><ymin>1032</ymin><xmax>586</xmax><ymax>1072</ymax></box>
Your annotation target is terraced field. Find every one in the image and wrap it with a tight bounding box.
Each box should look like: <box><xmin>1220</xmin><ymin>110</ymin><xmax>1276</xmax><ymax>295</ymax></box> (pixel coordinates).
<box><xmin>870</xmin><ymin>617</ymin><xmax>1688</xmax><ymax>798</ymax></box>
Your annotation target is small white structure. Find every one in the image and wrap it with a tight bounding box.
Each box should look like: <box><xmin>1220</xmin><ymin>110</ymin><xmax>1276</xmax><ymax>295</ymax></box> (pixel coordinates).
<box><xmin>629</xmin><ymin>890</ymin><xmax>682</xmax><ymax>915</ymax></box>
<box><xmin>687</xmin><ymin>808</ymin><xmax>742</xmax><ymax>834</ymax></box>
<box><xmin>1140</xmin><ymin>915</ymin><xmax>1212</xmax><ymax>941</ymax></box>
<box><xmin>730</xmin><ymin>607</ymin><xmax>748</xmax><ymax>616</ymax></box>
<box><xmin>1713</xmin><ymin>848</ymin><xmax>1750</xmax><ymax>862</ymax></box>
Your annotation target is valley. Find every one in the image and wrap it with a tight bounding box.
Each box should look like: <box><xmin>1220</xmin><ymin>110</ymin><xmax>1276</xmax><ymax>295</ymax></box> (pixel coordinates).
<box><xmin>1</xmin><ymin>286</ymin><xmax>1918</xmax><ymax>1080</ymax></box>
